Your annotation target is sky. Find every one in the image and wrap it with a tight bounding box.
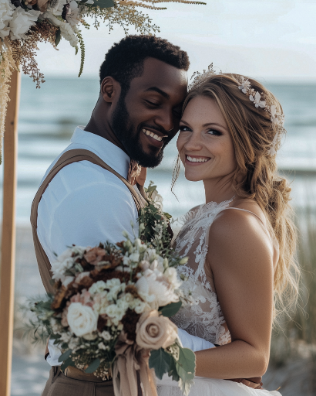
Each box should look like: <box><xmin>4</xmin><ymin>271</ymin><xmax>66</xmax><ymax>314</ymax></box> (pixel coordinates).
<box><xmin>36</xmin><ymin>0</ymin><xmax>316</xmax><ymax>81</ymax></box>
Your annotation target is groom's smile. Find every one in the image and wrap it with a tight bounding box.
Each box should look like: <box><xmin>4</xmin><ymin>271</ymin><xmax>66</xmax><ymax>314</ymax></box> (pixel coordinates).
<box><xmin>112</xmin><ymin>57</ymin><xmax>188</xmax><ymax>168</ymax></box>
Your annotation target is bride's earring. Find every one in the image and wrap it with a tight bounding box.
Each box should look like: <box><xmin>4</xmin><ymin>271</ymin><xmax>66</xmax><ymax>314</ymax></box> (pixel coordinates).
<box><xmin>171</xmin><ymin>154</ymin><xmax>181</xmax><ymax>195</ymax></box>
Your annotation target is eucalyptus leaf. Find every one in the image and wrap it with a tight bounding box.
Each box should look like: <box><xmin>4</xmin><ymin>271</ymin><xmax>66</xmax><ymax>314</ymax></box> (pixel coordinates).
<box><xmin>175</xmin><ymin>346</ymin><xmax>196</xmax><ymax>392</ymax></box>
<box><xmin>178</xmin><ymin>347</ymin><xmax>196</xmax><ymax>373</ymax></box>
<box><xmin>168</xmin><ymin>354</ymin><xmax>180</xmax><ymax>382</ymax></box>
<box><xmin>93</xmin><ymin>0</ymin><xmax>114</xmax><ymax>8</ymax></box>
<box><xmin>55</xmin><ymin>28</ymin><xmax>61</xmax><ymax>47</ymax></box>
<box><xmin>159</xmin><ymin>301</ymin><xmax>182</xmax><ymax>317</ymax></box>
<box><xmin>85</xmin><ymin>358</ymin><xmax>101</xmax><ymax>374</ymax></box>
<box><xmin>149</xmin><ymin>348</ymin><xmax>171</xmax><ymax>379</ymax></box>
<box><xmin>61</xmin><ymin>357</ymin><xmax>75</xmax><ymax>371</ymax></box>
<box><xmin>58</xmin><ymin>349</ymin><xmax>72</xmax><ymax>363</ymax></box>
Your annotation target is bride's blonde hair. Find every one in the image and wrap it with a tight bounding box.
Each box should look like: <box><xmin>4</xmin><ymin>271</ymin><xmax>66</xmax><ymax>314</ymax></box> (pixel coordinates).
<box><xmin>177</xmin><ymin>73</ymin><xmax>299</xmax><ymax>320</ymax></box>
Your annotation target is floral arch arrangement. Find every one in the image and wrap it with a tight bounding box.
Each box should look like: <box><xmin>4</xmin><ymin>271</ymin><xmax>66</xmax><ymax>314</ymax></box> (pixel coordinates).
<box><xmin>0</xmin><ymin>0</ymin><xmax>204</xmax><ymax>162</ymax></box>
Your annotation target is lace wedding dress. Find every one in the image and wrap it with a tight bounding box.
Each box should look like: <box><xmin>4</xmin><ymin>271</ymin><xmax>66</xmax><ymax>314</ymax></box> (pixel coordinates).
<box><xmin>157</xmin><ymin>198</ymin><xmax>281</xmax><ymax>396</ymax></box>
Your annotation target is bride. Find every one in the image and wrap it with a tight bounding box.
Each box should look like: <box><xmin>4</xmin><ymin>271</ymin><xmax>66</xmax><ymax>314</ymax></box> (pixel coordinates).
<box><xmin>157</xmin><ymin>70</ymin><xmax>299</xmax><ymax>395</ymax></box>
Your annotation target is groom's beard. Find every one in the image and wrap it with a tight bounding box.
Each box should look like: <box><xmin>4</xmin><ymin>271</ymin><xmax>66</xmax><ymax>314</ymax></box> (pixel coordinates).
<box><xmin>111</xmin><ymin>93</ymin><xmax>169</xmax><ymax>168</ymax></box>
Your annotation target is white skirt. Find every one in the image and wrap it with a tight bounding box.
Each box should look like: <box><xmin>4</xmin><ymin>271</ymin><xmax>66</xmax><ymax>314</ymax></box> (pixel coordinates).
<box><xmin>156</xmin><ymin>375</ymin><xmax>281</xmax><ymax>396</ymax></box>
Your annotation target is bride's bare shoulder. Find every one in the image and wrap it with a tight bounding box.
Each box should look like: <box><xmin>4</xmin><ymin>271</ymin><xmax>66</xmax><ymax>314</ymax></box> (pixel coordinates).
<box><xmin>207</xmin><ymin>199</ymin><xmax>273</xmax><ymax>270</ymax></box>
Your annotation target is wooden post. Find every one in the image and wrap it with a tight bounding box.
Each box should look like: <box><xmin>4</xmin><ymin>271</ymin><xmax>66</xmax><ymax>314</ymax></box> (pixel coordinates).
<box><xmin>0</xmin><ymin>70</ymin><xmax>21</xmax><ymax>396</ymax></box>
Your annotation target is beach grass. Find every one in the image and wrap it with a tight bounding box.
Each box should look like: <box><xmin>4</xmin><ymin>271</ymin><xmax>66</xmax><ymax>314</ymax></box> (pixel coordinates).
<box><xmin>268</xmin><ymin>205</ymin><xmax>316</xmax><ymax>393</ymax></box>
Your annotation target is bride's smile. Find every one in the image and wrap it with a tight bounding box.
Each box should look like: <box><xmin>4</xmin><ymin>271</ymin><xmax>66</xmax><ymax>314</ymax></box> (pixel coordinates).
<box><xmin>177</xmin><ymin>95</ymin><xmax>237</xmax><ymax>184</ymax></box>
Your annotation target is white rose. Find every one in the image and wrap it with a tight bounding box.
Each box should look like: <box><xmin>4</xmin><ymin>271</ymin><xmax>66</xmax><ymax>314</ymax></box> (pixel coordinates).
<box><xmin>9</xmin><ymin>8</ymin><xmax>41</xmax><ymax>40</ymax></box>
<box><xmin>0</xmin><ymin>0</ymin><xmax>15</xmax><ymax>39</ymax></box>
<box><xmin>67</xmin><ymin>302</ymin><xmax>98</xmax><ymax>337</ymax></box>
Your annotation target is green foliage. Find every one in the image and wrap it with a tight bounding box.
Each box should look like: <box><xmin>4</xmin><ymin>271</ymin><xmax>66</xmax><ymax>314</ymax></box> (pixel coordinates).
<box><xmin>167</xmin><ymin>354</ymin><xmax>180</xmax><ymax>382</ymax></box>
<box><xmin>76</xmin><ymin>30</ymin><xmax>85</xmax><ymax>77</ymax></box>
<box><xmin>85</xmin><ymin>358</ymin><xmax>101</xmax><ymax>373</ymax></box>
<box><xmin>159</xmin><ymin>301</ymin><xmax>182</xmax><ymax>317</ymax></box>
<box><xmin>176</xmin><ymin>347</ymin><xmax>195</xmax><ymax>394</ymax></box>
<box><xmin>58</xmin><ymin>349</ymin><xmax>73</xmax><ymax>363</ymax></box>
<box><xmin>61</xmin><ymin>357</ymin><xmax>76</xmax><ymax>371</ymax></box>
<box><xmin>93</xmin><ymin>0</ymin><xmax>114</xmax><ymax>8</ymax></box>
<box><xmin>149</xmin><ymin>348</ymin><xmax>172</xmax><ymax>379</ymax></box>
<box><xmin>55</xmin><ymin>28</ymin><xmax>61</xmax><ymax>47</ymax></box>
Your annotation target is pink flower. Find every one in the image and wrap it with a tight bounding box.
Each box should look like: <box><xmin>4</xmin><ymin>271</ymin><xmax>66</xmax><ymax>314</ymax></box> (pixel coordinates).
<box><xmin>84</xmin><ymin>247</ymin><xmax>106</xmax><ymax>265</ymax></box>
<box><xmin>70</xmin><ymin>289</ymin><xmax>94</xmax><ymax>308</ymax></box>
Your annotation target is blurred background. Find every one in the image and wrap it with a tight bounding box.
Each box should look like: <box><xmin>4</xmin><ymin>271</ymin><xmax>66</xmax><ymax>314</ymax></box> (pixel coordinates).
<box><xmin>2</xmin><ymin>0</ymin><xmax>316</xmax><ymax>395</ymax></box>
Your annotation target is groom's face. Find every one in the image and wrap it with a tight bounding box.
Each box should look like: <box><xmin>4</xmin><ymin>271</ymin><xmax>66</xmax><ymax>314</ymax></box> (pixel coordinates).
<box><xmin>111</xmin><ymin>58</ymin><xmax>188</xmax><ymax>168</ymax></box>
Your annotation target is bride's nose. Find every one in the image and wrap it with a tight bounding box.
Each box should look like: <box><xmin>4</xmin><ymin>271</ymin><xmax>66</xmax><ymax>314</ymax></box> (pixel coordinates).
<box><xmin>183</xmin><ymin>131</ymin><xmax>203</xmax><ymax>151</ymax></box>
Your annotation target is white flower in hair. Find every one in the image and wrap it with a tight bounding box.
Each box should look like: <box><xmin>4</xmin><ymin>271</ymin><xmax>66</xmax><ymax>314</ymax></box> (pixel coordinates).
<box><xmin>237</xmin><ymin>76</ymin><xmax>286</xmax><ymax>156</ymax></box>
<box><xmin>238</xmin><ymin>77</ymin><xmax>251</xmax><ymax>94</ymax></box>
<box><xmin>249</xmin><ymin>91</ymin><xmax>266</xmax><ymax>109</ymax></box>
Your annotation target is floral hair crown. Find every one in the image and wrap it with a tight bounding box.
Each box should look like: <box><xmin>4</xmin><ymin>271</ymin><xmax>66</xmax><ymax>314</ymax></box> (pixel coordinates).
<box><xmin>237</xmin><ymin>77</ymin><xmax>285</xmax><ymax>156</ymax></box>
<box><xmin>188</xmin><ymin>66</ymin><xmax>285</xmax><ymax>156</ymax></box>
<box><xmin>188</xmin><ymin>63</ymin><xmax>216</xmax><ymax>91</ymax></box>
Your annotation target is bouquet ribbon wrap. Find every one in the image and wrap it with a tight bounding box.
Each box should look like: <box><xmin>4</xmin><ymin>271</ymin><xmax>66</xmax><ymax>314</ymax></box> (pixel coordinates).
<box><xmin>113</xmin><ymin>332</ymin><xmax>158</xmax><ymax>396</ymax></box>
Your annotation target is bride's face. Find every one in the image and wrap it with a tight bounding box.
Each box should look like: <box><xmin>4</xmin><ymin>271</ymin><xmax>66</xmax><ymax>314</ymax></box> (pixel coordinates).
<box><xmin>177</xmin><ymin>95</ymin><xmax>236</xmax><ymax>183</ymax></box>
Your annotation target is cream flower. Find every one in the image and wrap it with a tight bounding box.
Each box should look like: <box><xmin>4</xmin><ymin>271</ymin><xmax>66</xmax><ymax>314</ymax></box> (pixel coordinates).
<box><xmin>136</xmin><ymin>269</ymin><xmax>179</xmax><ymax>308</ymax></box>
<box><xmin>9</xmin><ymin>8</ymin><xmax>41</xmax><ymax>40</ymax></box>
<box><xmin>67</xmin><ymin>302</ymin><xmax>98</xmax><ymax>337</ymax></box>
<box><xmin>249</xmin><ymin>91</ymin><xmax>266</xmax><ymax>109</ymax></box>
<box><xmin>104</xmin><ymin>303</ymin><xmax>127</xmax><ymax>326</ymax></box>
<box><xmin>89</xmin><ymin>280</ymin><xmax>107</xmax><ymax>294</ymax></box>
<box><xmin>0</xmin><ymin>0</ymin><xmax>15</xmax><ymax>39</ymax></box>
<box><xmin>238</xmin><ymin>77</ymin><xmax>251</xmax><ymax>94</ymax></box>
<box><xmin>136</xmin><ymin>310</ymin><xmax>178</xmax><ymax>350</ymax></box>
<box><xmin>51</xmin><ymin>249</ymin><xmax>74</xmax><ymax>281</ymax></box>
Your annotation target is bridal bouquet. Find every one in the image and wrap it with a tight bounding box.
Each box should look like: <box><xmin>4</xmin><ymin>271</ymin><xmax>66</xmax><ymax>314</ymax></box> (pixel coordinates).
<box><xmin>26</xmin><ymin>184</ymin><xmax>195</xmax><ymax>396</ymax></box>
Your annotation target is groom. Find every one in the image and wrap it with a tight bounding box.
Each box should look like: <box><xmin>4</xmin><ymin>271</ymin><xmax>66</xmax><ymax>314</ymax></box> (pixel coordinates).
<box><xmin>31</xmin><ymin>35</ymin><xmax>262</xmax><ymax>395</ymax></box>
<box><xmin>32</xmin><ymin>35</ymin><xmax>189</xmax><ymax>396</ymax></box>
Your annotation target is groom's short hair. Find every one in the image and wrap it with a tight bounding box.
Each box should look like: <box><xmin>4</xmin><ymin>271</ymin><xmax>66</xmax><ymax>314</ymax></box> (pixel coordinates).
<box><xmin>99</xmin><ymin>35</ymin><xmax>190</xmax><ymax>91</ymax></box>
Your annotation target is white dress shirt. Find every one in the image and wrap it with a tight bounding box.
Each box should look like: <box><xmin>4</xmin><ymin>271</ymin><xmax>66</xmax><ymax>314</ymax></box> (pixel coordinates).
<box><xmin>37</xmin><ymin>126</ymin><xmax>139</xmax><ymax>264</ymax></box>
<box><xmin>37</xmin><ymin>126</ymin><xmax>139</xmax><ymax>366</ymax></box>
<box><xmin>37</xmin><ymin>126</ymin><xmax>214</xmax><ymax>366</ymax></box>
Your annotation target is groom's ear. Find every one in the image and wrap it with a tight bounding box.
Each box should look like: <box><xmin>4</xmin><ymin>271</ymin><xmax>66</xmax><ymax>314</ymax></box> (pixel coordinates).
<box><xmin>100</xmin><ymin>76</ymin><xmax>120</xmax><ymax>104</ymax></box>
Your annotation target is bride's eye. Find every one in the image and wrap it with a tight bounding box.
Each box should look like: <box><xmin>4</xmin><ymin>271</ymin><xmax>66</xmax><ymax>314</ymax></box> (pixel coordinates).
<box><xmin>207</xmin><ymin>129</ymin><xmax>222</xmax><ymax>136</ymax></box>
<box><xmin>179</xmin><ymin>125</ymin><xmax>191</xmax><ymax>132</ymax></box>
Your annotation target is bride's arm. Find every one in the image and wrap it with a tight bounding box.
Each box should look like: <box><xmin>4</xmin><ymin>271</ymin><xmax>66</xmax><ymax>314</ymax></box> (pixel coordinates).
<box><xmin>195</xmin><ymin>209</ymin><xmax>274</xmax><ymax>379</ymax></box>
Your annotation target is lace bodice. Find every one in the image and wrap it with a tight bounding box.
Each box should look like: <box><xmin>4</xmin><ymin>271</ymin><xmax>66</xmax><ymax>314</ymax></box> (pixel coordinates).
<box><xmin>172</xmin><ymin>198</ymin><xmax>234</xmax><ymax>346</ymax></box>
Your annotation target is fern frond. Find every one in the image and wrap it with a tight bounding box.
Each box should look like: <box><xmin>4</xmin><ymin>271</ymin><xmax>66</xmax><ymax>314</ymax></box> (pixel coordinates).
<box><xmin>80</xmin><ymin>18</ymin><xmax>91</xmax><ymax>29</ymax></box>
<box><xmin>76</xmin><ymin>30</ymin><xmax>85</xmax><ymax>78</ymax></box>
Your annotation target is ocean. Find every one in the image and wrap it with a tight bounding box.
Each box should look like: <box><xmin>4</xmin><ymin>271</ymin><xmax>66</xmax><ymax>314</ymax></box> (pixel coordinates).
<box><xmin>2</xmin><ymin>76</ymin><xmax>316</xmax><ymax>223</ymax></box>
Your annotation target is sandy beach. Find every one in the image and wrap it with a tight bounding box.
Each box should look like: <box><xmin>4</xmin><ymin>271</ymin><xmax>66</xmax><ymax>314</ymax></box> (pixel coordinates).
<box><xmin>10</xmin><ymin>225</ymin><xmax>315</xmax><ymax>396</ymax></box>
